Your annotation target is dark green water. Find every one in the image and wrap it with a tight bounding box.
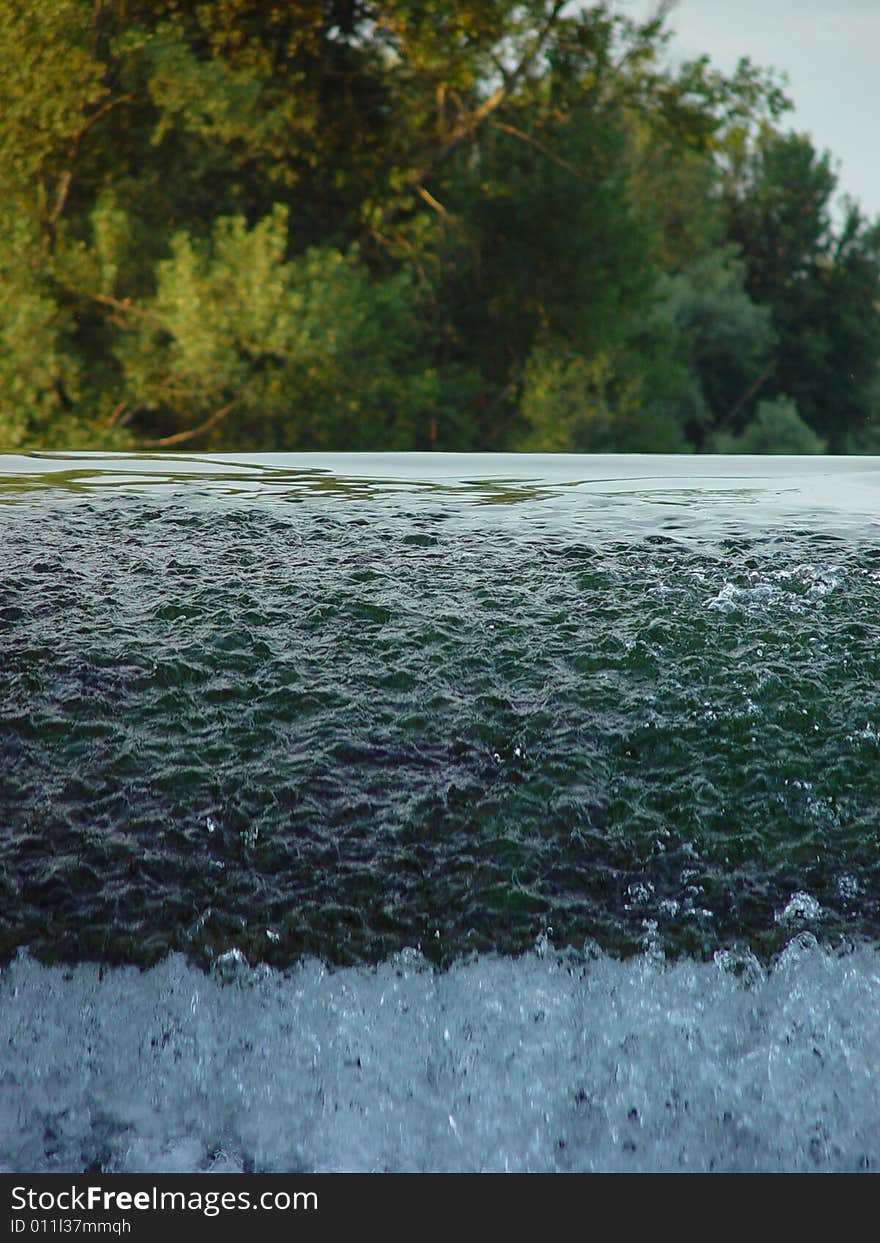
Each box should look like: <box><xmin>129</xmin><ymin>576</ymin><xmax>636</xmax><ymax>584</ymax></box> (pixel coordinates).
<box><xmin>2</xmin><ymin>454</ymin><xmax>880</xmax><ymax>968</ymax></box>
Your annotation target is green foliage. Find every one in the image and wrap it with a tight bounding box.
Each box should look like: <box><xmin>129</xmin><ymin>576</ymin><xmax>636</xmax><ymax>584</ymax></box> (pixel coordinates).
<box><xmin>0</xmin><ymin>0</ymin><xmax>877</xmax><ymax>454</ymax></box>
<box><xmin>0</xmin><ymin>0</ymin><xmax>106</xmax><ymax>196</ymax></box>
<box><xmin>723</xmin><ymin>130</ymin><xmax>880</xmax><ymax>450</ymax></box>
<box><xmin>652</xmin><ymin>246</ymin><xmax>775</xmax><ymax>444</ymax></box>
<box><xmin>708</xmin><ymin>397</ymin><xmax>826</xmax><ymax>454</ymax></box>
<box><xmin>0</xmin><ymin>212</ymin><xmax>80</xmax><ymax>448</ymax></box>
<box><xmin>844</xmin><ymin>366</ymin><xmax>880</xmax><ymax>453</ymax></box>
<box><xmin>516</xmin><ymin>346</ymin><xmax>625</xmax><ymax>453</ymax></box>
<box><xmin>118</xmin><ymin>206</ymin><xmax>446</xmax><ymax>449</ymax></box>
<box><xmin>515</xmin><ymin>339</ymin><xmax>690</xmax><ymax>453</ymax></box>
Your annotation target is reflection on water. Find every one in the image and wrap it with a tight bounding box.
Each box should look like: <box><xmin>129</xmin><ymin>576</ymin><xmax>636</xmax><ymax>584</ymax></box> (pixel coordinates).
<box><xmin>1</xmin><ymin>451</ymin><xmax>879</xmax><ymax>533</ymax></box>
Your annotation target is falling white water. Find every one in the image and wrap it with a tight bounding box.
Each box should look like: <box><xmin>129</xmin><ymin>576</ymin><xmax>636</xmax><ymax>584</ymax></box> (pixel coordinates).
<box><xmin>2</xmin><ymin>938</ymin><xmax>879</xmax><ymax>1174</ymax></box>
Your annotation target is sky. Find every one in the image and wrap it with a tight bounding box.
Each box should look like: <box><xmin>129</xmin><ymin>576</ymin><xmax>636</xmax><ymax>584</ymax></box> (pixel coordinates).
<box><xmin>613</xmin><ymin>0</ymin><xmax>880</xmax><ymax>221</ymax></box>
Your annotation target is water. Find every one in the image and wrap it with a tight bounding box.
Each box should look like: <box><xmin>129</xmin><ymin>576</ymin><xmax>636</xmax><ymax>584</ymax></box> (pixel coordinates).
<box><xmin>2</xmin><ymin>451</ymin><xmax>880</xmax><ymax>1171</ymax></box>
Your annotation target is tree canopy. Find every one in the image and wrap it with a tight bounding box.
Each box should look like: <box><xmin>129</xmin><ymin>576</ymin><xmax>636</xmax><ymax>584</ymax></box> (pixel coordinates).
<box><xmin>1</xmin><ymin>0</ymin><xmax>877</xmax><ymax>453</ymax></box>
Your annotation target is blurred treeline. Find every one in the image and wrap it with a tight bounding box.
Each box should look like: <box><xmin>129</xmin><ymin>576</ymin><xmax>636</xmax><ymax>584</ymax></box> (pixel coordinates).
<box><xmin>2</xmin><ymin>0</ymin><xmax>879</xmax><ymax>454</ymax></box>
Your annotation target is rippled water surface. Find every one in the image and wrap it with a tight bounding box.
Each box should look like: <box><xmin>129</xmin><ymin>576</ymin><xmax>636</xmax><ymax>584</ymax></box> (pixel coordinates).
<box><xmin>3</xmin><ymin>453</ymin><xmax>880</xmax><ymax>967</ymax></box>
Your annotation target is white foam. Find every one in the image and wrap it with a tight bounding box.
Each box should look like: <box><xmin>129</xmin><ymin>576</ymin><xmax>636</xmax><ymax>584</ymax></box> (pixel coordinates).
<box><xmin>774</xmin><ymin>892</ymin><xmax>823</xmax><ymax>925</ymax></box>
<box><xmin>2</xmin><ymin>941</ymin><xmax>880</xmax><ymax>1173</ymax></box>
<box><xmin>704</xmin><ymin>564</ymin><xmax>840</xmax><ymax>615</ymax></box>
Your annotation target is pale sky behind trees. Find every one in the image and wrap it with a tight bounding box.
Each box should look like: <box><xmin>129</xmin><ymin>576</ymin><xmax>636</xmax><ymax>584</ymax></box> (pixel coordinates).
<box><xmin>617</xmin><ymin>0</ymin><xmax>880</xmax><ymax>220</ymax></box>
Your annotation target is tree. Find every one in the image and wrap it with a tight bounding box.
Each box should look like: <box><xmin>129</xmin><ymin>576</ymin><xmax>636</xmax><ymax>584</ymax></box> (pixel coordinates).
<box><xmin>0</xmin><ymin>2</ymin><xmax>870</xmax><ymax>454</ymax></box>
<box><xmin>117</xmin><ymin>206</ymin><xmax>449</xmax><ymax>449</ymax></box>
<box><xmin>650</xmin><ymin>246</ymin><xmax>775</xmax><ymax>447</ymax></box>
<box><xmin>514</xmin><ymin>339</ymin><xmax>690</xmax><ymax>452</ymax></box>
<box><xmin>708</xmin><ymin>396</ymin><xmax>826</xmax><ymax>454</ymax></box>
<box><xmin>723</xmin><ymin>129</ymin><xmax>880</xmax><ymax>451</ymax></box>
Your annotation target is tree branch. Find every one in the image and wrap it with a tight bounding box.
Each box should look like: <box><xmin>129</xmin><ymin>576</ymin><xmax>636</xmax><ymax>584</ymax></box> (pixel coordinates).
<box><xmin>106</xmin><ymin>399</ymin><xmax>129</xmax><ymax>429</ymax></box>
<box><xmin>48</xmin><ymin>169</ymin><xmax>75</xmax><ymax>230</ymax></box>
<box><xmin>92</xmin><ymin>292</ymin><xmax>162</xmax><ymax>324</ymax></box>
<box><xmin>415</xmin><ymin>185</ymin><xmax>454</xmax><ymax>221</ymax></box>
<box><xmin>140</xmin><ymin>402</ymin><xmax>235</xmax><ymax>448</ymax></box>
<box><xmin>369</xmin><ymin>227</ymin><xmax>431</xmax><ymax>288</ymax></box>
<box><xmin>490</xmin><ymin>121</ymin><xmax>582</xmax><ymax>177</ymax></box>
<box><xmin>82</xmin><ymin>93</ymin><xmax>135</xmax><ymax>137</ymax></box>
<box><xmin>43</xmin><ymin>94</ymin><xmax>134</xmax><ymax>248</ymax></box>
<box><xmin>724</xmin><ymin>361</ymin><xmax>773</xmax><ymax>427</ymax></box>
<box><xmin>383</xmin><ymin>0</ymin><xmax>569</xmax><ymax>225</ymax></box>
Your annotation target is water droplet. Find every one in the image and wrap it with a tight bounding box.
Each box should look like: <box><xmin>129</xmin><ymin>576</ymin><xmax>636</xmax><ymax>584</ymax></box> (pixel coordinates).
<box><xmin>775</xmin><ymin>891</ymin><xmax>822</xmax><ymax>925</ymax></box>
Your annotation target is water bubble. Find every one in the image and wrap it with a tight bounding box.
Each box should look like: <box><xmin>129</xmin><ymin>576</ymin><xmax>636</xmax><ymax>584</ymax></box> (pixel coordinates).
<box><xmin>714</xmin><ymin>948</ymin><xmax>764</xmax><ymax>987</ymax></box>
<box><xmin>534</xmin><ymin>929</ymin><xmax>554</xmax><ymax>958</ymax></box>
<box><xmin>774</xmin><ymin>892</ymin><xmax>822</xmax><ymax>926</ymax></box>
<box><xmin>837</xmin><ymin>875</ymin><xmax>861</xmax><ymax>902</ymax></box>
<box><xmin>214</xmin><ymin>947</ymin><xmax>249</xmax><ymax>981</ymax></box>
<box><xmin>625</xmin><ymin>882</ymin><xmax>655</xmax><ymax>909</ymax></box>
<box><xmin>706</xmin><ymin>582</ymin><xmax>738</xmax><ymax>611</ymax></box>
